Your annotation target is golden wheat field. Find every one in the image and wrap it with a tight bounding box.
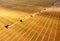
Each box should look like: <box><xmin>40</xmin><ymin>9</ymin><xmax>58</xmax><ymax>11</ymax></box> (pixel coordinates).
<box><xmin>0</xmin><ymin>7</ymin><xmax>60</xmax><ymax>41</ymax></box>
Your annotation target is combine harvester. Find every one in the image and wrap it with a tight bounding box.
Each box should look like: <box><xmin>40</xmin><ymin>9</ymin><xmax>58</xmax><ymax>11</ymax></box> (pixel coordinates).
<box><xmin>5</xmin><ymin>7</ymin><xmax>59</xmax><ymax>29</ymax></box>
<box><xmin>5</xmin><ymin>8</ymin><xmax>47</xmax><ymax>28</ymax></box>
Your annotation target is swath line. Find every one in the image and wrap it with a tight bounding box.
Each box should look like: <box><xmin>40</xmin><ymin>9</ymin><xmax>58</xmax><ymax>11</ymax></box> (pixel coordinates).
<box><xmin>41</xmin><ymin>15</ymin><xmax>52</xmax><ymax>41</ymax></box>
<box><xmin>54</xmin><ymin>14</ymin><xmax>58</xmax><ymax>41</ymax></box>
<box><xmin>47</xmin><ymin>14</ymin><xmax>55</xmax><ymax>41</ymax></box>
<box><xmin>35</xmin><ymin>14</ymin><xmax>51</xmax><ymax>41</ymax></box>
<box><xmin>29</xmin><ymin>14</ymin><xmax>51</xmax><ymax>41</ymax></box>
<box><xmin>23</xmin><ymin>14</ymin><xmax>49</xmax><ymax>41</ymax></box>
